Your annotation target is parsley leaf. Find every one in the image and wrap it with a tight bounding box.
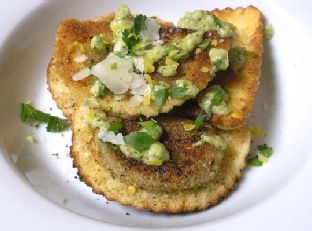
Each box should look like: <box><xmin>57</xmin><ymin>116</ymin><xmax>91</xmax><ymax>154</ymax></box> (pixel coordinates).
<box><xmin>122</xmin><ymin>29</ymin><xmax>140</xmax><ymax>54</ymax></box>
<box><xmin>139</xmin><ymin>120</ymin><xmax>162</xmax><ymax>140</ymax></box>
<box><xmin>194</xmin><ymin>114</ymin><xmax>207</xmax><ymax>130</ymax></box>
<box><xmin>124</xmin><ymin>131</ymin><xmax>156</xmax><ymax>152</ymax></box>
<box><xmin>171</xmin><ymin>86</ymin><xmax>187</xmax><ymax>99</ymax></box>
<box><xmin>108</xmin><ymin>121</ymin><xmax>123</xmax><ymax>134</ymax></box>
<box><xmin>134</xmin><ymin>14</ymin><xmax>147</xmax><ymax>35</ymax></box>
<box><xmin>121</xmin><ymin>14</ymin><xmax>147</xmax><ymax>55</ymax></box>
<box><xmin>212</xmin><ymin>15</ymin><xmax>223</xmax><ymax>28</ymax></box>
<box><xmin>154</xmin><ymin>89</ymin><xmax>167</xmax><ymax>110</ymax></box>
<box><xmin>248</xmin><ymin>156</ymin><xmax>263</xmax><ymax>167</ymax></box>
<box><xmin>257</xmin><ymin>143</ymin><xmax>273</xmax><ymax>157</ymax></box>
<box><xmin>211</xmin><ymin>88</ymin><xmax>225</xmax><ymax>106</ymax></box>
<box><xmin>20</xmin><ymin>103</ymin><xmax>69</xmax><ymax>132</ymax></box>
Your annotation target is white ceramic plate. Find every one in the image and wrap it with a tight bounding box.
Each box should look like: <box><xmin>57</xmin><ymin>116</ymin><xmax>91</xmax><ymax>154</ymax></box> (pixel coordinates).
<box><xmin>1</xmin><ymin>0</ymin><xmax>312</xmax><ymax>230</ymax></box>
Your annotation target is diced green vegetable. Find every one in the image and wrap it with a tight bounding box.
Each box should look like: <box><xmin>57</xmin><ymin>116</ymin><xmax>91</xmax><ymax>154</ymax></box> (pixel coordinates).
<box><xmin>108</xmin><ymin>121</ymin><xmax>123</xmax><ymax>134</ymax></box>
<box><xmin>139</xmin><ymin>120</ymin><xmax>162</xmax><ymax>140</ymax></box>
<box><xmin>124</xmin><ymin>131</ymin><xmax>156</xmax><ymax>152</ymax></box>
<box><xmin>248</xmin><ymin>156</ymin><xmax>263</xmax><ymax>167</ymax></box>
<box><xmin>153</xmin><ymin>88</ymin><xmax>167</xmax><ymax>109</ymax></box>
<box><xmin>90</xmin><ymin>35</ymin><xmax>107</xmax><ymax>52</ymax></box>
<box><xmin>264</xmin><ymin>24</ymin><xmax>274</xmax><ymax>41</ymax></box>
<box><xmin>194</xmin><ymin>114</ymin><xmax>207</xmax><ymax>130</ymax></box>
<box><xmin>257</xmin><ymin>143</ymin><xmax>273</xmax><ymax>157</ymax></box>
<box><xmin>171</xmin><ymin>86</ymin><xmax>187</xmax><ymax>99</ymax></box>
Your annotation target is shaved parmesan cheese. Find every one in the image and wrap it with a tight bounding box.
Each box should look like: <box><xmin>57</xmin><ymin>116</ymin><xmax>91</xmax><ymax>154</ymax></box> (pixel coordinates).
<box><xmin>91</xmin><ymin>55</ymin><xmax>134</xmax><ymax>95</ymax></box>
<box><xmin>98</xmin><ymin>130</ymin><xmax>125</xmax><ymax>145</ymax></box>
<box><xmin>131</xmin><ymin>57</ymin><xmax>144</xmax><ymax>72</ymax></box>
<box><xmin>72</xmin><ymin>68</ymin><xmax>91</xmax><ymax>81</ymax></box>
<box><xmin>141</xmin><ymin>18</ymin><xmax>163</xmax><ymax>46</ymax></box>
<box><xmin>128</xmin><ymin>95</ymin><xmax>143</xmax><ymax>107</ymax></box>
<box><xmin>74</xmin><ymin>54</ymin><xmax>88</xmax><ymax>63</ymax></box>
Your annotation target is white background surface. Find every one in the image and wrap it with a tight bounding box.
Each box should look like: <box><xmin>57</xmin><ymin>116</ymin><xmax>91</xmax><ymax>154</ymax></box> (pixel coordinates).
<box><xmin>0</xmin><ymin>0</ymin><xmax>312</xmax><ymax>230</ymax></box>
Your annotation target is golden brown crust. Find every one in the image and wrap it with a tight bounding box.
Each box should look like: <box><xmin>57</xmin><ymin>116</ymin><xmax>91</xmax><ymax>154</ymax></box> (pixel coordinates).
<box><xmin>210</xmin><ymin>6</ymin><xmax>264</xmax><ymax>129</ymax></box>
<box><xmin>47</xmin><ymin>14</ymin><xmax>232</xmax><ymax>119</ymax></box>
<box><xmin>99</xmin><ymin>116</ymin><xmax>224</xmax><ymax>192</ymax></box>
<box><xmin>70</xmin><ymin>105</ymin><xmax>251</xmax><ymax>213</ymax></box>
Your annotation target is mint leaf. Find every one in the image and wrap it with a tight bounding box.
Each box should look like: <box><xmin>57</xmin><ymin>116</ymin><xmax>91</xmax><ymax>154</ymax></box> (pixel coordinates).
<box><xmin>124</xmin><ymin>131</ymin><xmax>156</xmax><ymax>152</ymax></box>
<box><xmin>20</xmin><ymin>103</ymin><xmax>69</xmax><ymax>132</ymax></box>
<box><xmin>108</xmin><ymin>121</ymin><xmax>122</xmax><ymax>134</ymax></box>
<box><xmin>20</xmin><ymin>103</ymin><xmax>50</xmax><ymax>122</ymax></box>
<box><xmin>139</xmin><ymin>120</ymin><xmax>162</xmax><ymax>140</ymax></box>
<box><xmin>248</xmin><ymin>156</ymin><xmax>263</xmax><ymax>167</ymax></box>
<box><xmin>211</xmin><ymin>88</ymin><xmax>225</xmax><ymax>106</ymax></box>
<box><xmin>134</xmin><ymin>14</ymin><xmax>147</xmax><ymax>35</ymax></box>
<box><xmin>46</xmin><ymin>116</ymin><xmax>69</xmax><ymax>132</ymax></box>
<box><xmin>171</xmin><ymin>86</ymin><xmax>186</xmax><ymax>99</ymax></box>
<box><xmin>257</xmin><ymin>143</ymin><xmax>273</xmax><ymax>157</ymax></box>
<box><xmin>194</xmin><ymin>114</ymin><xmax>207</xmax><ymax>130</ymax></box>
<box><xmin>154</xmin><ymin>89</ymin><xmax>167</xmax><ymax>109</ymax></box>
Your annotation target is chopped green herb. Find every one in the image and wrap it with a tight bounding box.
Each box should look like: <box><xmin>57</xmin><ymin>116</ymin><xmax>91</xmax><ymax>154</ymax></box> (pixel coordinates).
<box><xmin>20</xmin><ymin>103</ymin><xmax>69</xmax><ymax>132</ymax></box>
<box><xmin>121</xmin><ymin>14</ymin><xmax>148</xmax><ymax>55</ymax></box>
<box><xmin>110</xmin><ymin>62</ymin><xmax>118</xmax><ymax>70</ymax></box>
<box><xmin>171</xmin><ymin>86</ymin><xmax>187</xmax><ymax>99</ymax></box>
<box><xmin>211</xmin><ymin>88</ymin><xmax>225</xmax><ymax>106</ymax></box>
<box><xmin>46</xmin><ymin>116</ymin><xmax>69</xmax><ymax>132</ymax></box>
<box><xmin>108</xmin><ymin>121</ymin><xmax>122</xmax><ymax>134</ymax></box>
<box><xmin>90</xmin><ymin>35</ymin><xmax>107</xmax><ymax>52</ymax></box>
<box><xmin>229</xmin><ymin>46</ymin><xmax>247</xmax><ymax>73</ymax></box>
<box><xmin>264</xmin><ymin>24</ymin><xmax>274</xmax><ymax>41</ymax></box>
<box><xmin>122</xmin><ymin>29</ymin><xmax>140</xmax><ymax>54</ymax></box>
<box><xmin>198</xmin><ymin>39</ymin><xmax>211</xmax><ymax>49</ymax></box>
<box><xmin>248</xmin><ymin>156</ymin><xmax>263</xmax><ymax>167</ymax></box>
<box><xmin>212</xmin><ymin>59</ymin><xmax>223</xmax><ymax>69</ymax></box>
<box><xmin>153</xmin><ymin>88</ymin><xmax>167</xmax><ymax>109</ymax></box>
<box><xmin>134</xmin><ymin>14</ymin><xmax>147</xmax><ymax>35</ymax></box>
<box><xmin>194</xmin><ymin>114</ymin><xmax>207</xmax><ymax>130</ymax></box>
<box><xmin>212</xmin><ymin>15</ymin><xmax>222</xmax><ymax>28</ymax></box>
<box><xmin>124</xmin><ymin>131</ymin><xmax>156</xmax><ymax>152</ymax></box>
<box><xmin>139</xmin><ymin>120</ymin><xmax>162</xmax><ymax>140</ymax></box>
<box><xmin>257</xmin><ymin>143</ymin><xmax>273</xmax><ymax>157</ymax></box>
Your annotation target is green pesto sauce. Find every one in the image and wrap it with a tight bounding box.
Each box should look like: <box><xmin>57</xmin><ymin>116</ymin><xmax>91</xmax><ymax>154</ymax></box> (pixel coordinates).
<box><xmin>119</xmin><ymin>142</ymin><xmax>169</xmax><ymax>166</ymax></box>
<box><xmin>264</xmin><ymin>24</ymin><xmax>274</xmax><ymax>41</ymax></box>
<box><xmin>229</xmin><ymin>46</ymin><xmax>247</xmax><ymax>73</ymax></box>
<box><xmin>197</xmin><ymin>85</ymin><xmax>231</xmax><ymax>116</ymax></box>
<box><xmin>157</xmin><ymin>63</ymin><xmax>178</xmax><ymax>77</ymax></box>
<box><xmin>209</xmin><ymin>48</ymin><xmax>229</xmax><ymax>71</ymax></box>
<box><xmin>110</xmin><ymin>4</ymin><xmax>134</xmax><ymax>40</ymax></box>
<box><xmin>177</xmin><ymin>10</ymin><xmax>234</xmax><ymax>37</ymax></box>
<box><xmin>193</xmin><ymin>134</ymin><xmax>227</xmax><ymax>150</ymax></box>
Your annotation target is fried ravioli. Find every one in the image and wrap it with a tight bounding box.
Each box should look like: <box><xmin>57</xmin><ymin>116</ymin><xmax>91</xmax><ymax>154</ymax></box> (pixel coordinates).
<box><xmin>171</xmin><ymin>6</ymin><xmax>264</xmax><ymax>129</ymax></box>
<box><xmin>48</xmin><ymin>14</ymin><xmax>232</xmax><ymax>119</ymax></box>
<box><xmin>71</xmin><ymin>105</ymin><xmax>251</xmax><ymax>212</ymax></box>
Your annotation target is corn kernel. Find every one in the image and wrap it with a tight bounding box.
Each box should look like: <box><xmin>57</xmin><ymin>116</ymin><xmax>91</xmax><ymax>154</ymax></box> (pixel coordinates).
<box><xmin>211</xmin><ymin>39</ymin><xmax>218</xmax><ymax>46</ymax></box>
<box><xmin>200</xmin><ymin>66</ymin><xmax>210</xmax><ymax>73</ymax></box>
<box><xmin>144</xmin><ymin>57</ymin><xmax>155</xmax><ymax>73</ymax></box>
<box><xmin>143</xmin><ymin>86</ymin><xmax>152</xmax><ymax>106</ymax></box>
<box><xmin>25</xmin><ymin>135</ymin><xmax>35</xmax><ymax>143</ymax></box>
<box><xmin>183</xmin><ymin>123</ymin><xmax>195</xmax><ymax>131</ymax></box>
<box><xmin>249</xmin><ymin>126</ymin><xmax>266</xmax><ymax>137</ymax></box>
<box><xmin>127</xmin><ymin>185</ymin><xmax>136</xmax><ymax>195</ymax></box>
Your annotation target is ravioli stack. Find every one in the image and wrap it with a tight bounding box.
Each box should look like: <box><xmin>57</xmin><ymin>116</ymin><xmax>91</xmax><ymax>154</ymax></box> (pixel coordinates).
<box><xmin>48</xmin><ymin>5</ymin><xmax>263</xmax><ymax>212</ymax></box>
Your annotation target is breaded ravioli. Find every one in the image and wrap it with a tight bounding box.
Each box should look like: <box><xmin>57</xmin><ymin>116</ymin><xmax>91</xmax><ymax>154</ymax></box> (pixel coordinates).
<box><xmin>48</xmin><ymin>6</ymin><xmax>233</xmax><ymax>119</ymax></box>
<box><xmin>71</xmin><ymin>105</ymin><xmax>251</xmax><ymax>212</ymax></box>
<box><xmin>100</xmin><ymin>115</ymin><xmax>225</xmax><ymax>192</ymax></box>
<box><xmin>172</xmin><ymin>6</ymin><xmax>264</xmax><ymax>129</ymax></box>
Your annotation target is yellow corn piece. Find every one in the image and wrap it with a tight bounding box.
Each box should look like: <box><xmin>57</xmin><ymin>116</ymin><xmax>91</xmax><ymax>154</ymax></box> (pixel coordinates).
<box><xmin>211</xmin><ymin>39</ymin><xmax>218</xmax><ymax>46</ymax></box>
<box><xmin>249</xmin><ymin>126</ymin><xmax>266</xmax><ymax>137</ymax></box>
<box><xmin>200</xmin><ymin>66</ymin><xmax>210</xmax><ymax>73</ymax></box>
<box><xmin>144</xmin><ymin>57</ymin><xmax>155</xmax><ymax>73</ymax></box>
<box><xmin>25</xmin><ymin>135</ymin><xmax>35</xmax><ymax>143</ymax></box>
<box><xmin>127</xmin><ymin>185</ymin><xmax>137</xmax><ymax>195</ymax></box>
<box><xmin>165</xmin><ymin>57</ymin><xmax>177</xmax><ymax>65</ymax></box>
<box><xmin>183</xmin><ymin>123</ymin><xmax>195</xmax><ymax>131</ymax></box>
<box><xmin>143</xmin><ymin>86</ymin><xmax>152</xmax><ymax>106</ymax></box>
